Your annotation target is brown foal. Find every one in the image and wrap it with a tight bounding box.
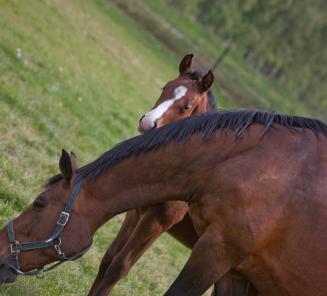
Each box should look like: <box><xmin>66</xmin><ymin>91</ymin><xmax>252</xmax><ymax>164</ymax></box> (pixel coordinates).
<box><xmin>0</xmin><ymin>109</ymin><xmax>326</xmax><ymax>296</ymax></box>
<box><xmin>88</xmin><ymin>54</ymin><xmax>254</xmax><ymax>296</ymax></box>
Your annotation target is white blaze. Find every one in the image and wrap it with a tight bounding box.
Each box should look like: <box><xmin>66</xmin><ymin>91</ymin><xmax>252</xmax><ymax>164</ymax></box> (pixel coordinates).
<box><xmin>141</xmin><ymin>86</ymin><xmax>187</xmax><ymax>130</ymax></box>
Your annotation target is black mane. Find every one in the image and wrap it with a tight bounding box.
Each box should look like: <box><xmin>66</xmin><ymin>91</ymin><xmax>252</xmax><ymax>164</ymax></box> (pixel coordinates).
<box><xmin>76</xmin><ymin>109</ymin><xmax>327</xmax><ymax>181</ymax></box>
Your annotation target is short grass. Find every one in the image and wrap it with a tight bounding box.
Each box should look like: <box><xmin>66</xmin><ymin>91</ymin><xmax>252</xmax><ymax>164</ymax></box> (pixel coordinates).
<box><xmin>0</xmin><ymin>0</ymin><xmax>324</xmax><ymax>295</ymax></box>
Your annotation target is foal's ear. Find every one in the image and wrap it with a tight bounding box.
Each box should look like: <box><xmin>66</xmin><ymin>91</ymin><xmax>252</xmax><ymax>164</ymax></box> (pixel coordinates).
<box><xmin>198</xmin><ymin>70</ymin><xmax>214</xmax><ymax>93</ymax></box>
<box><xmin>179</xmin><ymin>54</ymin><xmax>193</xmax><ymax>75</ymax></box>
<box><xmin>59</xmin><ymin>149</ymin><xmax>78</xmax><ymax>181</ymax></box>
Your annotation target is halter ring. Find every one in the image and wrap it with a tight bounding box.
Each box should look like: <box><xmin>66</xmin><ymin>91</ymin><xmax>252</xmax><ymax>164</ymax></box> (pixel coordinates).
<box><xmin>9</xmin><ymin>241</ymin><xmax>20</xmax><ymax>256</ymax></box>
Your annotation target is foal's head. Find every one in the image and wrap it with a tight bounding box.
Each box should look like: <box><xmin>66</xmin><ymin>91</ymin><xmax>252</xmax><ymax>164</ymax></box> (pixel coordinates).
<box><xmin>138</xmin><ymin>54</ymin><xmax>215</xmax><ymax>133</ymax></box>
<box><xmin>0</xmin><ymin>150</ymin><xmax>91</xmax><ymax>283</ymax></box>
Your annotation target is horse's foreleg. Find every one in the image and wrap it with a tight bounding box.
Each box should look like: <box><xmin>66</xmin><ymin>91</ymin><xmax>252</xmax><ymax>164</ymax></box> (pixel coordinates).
<box><xmin>168</xmin><ymin>215</ymin><xmax>257</xmax><ymax>296</ymax></box>
<box><xmin>88</xmin><ymin>209</ymin><xmax>140</xmax><ymax>296</ymax></box>
<box><xmin>211</xmin><ymin>270</ymin><xmax>257</xmax><ymax>296</ymax></box>
<box><xmin>92</xmin><ymin>202</ymin><xmax>188</xmax><ymax>296</ymax></box>
<box><xmin>164</xmin><ymin>226</ymin><xmax>235</xmax><ymax>296</ymax></box>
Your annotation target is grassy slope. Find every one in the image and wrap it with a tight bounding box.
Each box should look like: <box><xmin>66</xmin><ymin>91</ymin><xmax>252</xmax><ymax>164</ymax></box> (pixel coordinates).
<box><xmin>0</xmin><ymin>0</ymin><xmax>324</xmax><ymax>295</ymax></box>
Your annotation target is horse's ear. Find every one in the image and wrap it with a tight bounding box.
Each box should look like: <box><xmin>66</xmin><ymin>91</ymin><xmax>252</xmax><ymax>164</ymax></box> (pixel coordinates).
<box><xmin>179</xmin><ymin>54</ymin><xmax>193</xmax><ymax>75</ymax></box>
<box><xmin>198</xmin><ymin>70</ymin><xmax>214</xmax><ymax>93</ymax></box>
<box><xmin>70</xmin><ymin>151</ymin><xmax>78</xmax><ymax>172</ymax></box>
<box><xmin>59</xmin><ymin>149</ymin><xmax>77</xmax><ymax>181</ymax></box>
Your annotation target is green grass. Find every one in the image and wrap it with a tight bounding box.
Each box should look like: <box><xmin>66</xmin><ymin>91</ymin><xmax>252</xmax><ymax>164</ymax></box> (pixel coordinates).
<box><xmin>0</xmin><ymin>0</ymin><xmax>324</xmax><ymax>295</ymax></box>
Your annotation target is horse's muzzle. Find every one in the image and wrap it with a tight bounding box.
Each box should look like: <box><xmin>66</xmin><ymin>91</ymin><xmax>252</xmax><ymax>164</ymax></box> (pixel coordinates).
<box><xmin>0</xmin><ymin>258</ymin><xmax>17</xmax><ymax>284</ymax></box>
<box><xmin>138</xmin><ymin>115</ymin><xmax>157</xmax><ymax>133</ymax></box>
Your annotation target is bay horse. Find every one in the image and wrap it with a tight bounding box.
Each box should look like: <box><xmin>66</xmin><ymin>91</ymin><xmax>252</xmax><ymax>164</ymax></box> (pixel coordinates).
<box><xmin>0</xmin><ymin>109</ymin><xmax>326</xmax><ymax>296</ymax></box>
<box><xmin>89</xmin><ymin>54</ymin><xmax>255</xmax><ymax>296</ymax></box>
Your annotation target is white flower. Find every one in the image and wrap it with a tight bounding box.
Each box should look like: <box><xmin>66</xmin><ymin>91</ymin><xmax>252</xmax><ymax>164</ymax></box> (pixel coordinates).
<box><xmin>78</xmin><ymin>97</ymin><xmax>83</xmax><ymax>102</ymax></box>
<box><xmin>16</xmin><ymin>48</ymin><xmax>22</xmax><ymax>59</ymax></box>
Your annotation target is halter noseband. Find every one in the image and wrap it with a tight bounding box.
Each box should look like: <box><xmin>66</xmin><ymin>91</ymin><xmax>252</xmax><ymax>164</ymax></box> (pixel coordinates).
<box><xmin>6</xmin><ymin>177</ymin><xmax>92</xmax><ymax>277</ymax></box>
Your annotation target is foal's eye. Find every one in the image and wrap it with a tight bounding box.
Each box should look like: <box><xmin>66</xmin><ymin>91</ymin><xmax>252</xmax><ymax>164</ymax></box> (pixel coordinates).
<box><xmin>33</xmin><ymin>198</ymin><xmax>47</xmax><ymax>209</ymax></box>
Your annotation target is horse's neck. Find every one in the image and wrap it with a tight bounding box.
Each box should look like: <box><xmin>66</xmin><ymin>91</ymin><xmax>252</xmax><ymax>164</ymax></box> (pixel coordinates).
<box><xmin>86</xmin><ymin>144</ymin><xmax>196</xmax><ymax>228</ymax></box>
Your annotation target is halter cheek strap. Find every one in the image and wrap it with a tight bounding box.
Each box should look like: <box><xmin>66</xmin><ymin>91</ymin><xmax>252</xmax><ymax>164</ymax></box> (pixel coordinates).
<box><xmin>6</xmin><ymin>178</ymin><xmax>93</xmax><ymax>277</ymax></box>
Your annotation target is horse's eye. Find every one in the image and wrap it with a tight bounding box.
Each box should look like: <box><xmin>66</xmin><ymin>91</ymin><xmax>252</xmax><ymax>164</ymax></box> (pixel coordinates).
<box><xmin>182</xmin><ymin>104</ymin><xmax>192</xmax><ymax>112</ymax></box>
<box><xmin>33</xmin><ymin>199</ymin><xmax>47</xmax><ymax>209</ymax></box>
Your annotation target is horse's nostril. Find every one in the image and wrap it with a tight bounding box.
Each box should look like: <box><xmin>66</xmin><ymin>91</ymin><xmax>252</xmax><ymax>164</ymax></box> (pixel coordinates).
<box><xmin>153</xmin><ymin>122</ymin><xmax>157</xmax><ymax>129</ymax></box>
<box><xmin>139</xmin><ymin>115</ymin><xmax>145</xmax><ymax>123</ymax></box>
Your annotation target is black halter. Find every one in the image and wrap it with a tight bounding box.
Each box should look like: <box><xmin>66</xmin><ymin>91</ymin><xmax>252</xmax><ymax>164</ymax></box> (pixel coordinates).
<box><xmin>6</xmin><ymin>177</ymin><xmax>93</xmax><ymax>277</ymax></box>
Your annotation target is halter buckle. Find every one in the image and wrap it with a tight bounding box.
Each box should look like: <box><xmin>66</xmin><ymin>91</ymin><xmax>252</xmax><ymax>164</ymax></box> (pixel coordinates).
<box><xmin>9</xmin><ymin>241</ymin><xmax>20</xmax><ymax>256</ymax></box>
<box><xmin>57</xmin><ymin>211</ymin><xmax>70</xmax><ymax>226</ymax></box>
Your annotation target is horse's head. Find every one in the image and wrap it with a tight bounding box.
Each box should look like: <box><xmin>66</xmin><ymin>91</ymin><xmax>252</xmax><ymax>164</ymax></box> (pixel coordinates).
<box><xmin>0</xmin><ymin>150</ymin><xmax>92</xmax><ymax>283</ymax></box>
<box><xmin>138</xmin><ymin>54</ymin><xmax>215</xmax><ymax>133</ymax></box>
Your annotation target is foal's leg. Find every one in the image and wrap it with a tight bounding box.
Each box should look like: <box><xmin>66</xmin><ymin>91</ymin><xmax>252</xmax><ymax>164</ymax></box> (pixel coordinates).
<box><xmin>91</xmin><ymin>202</ymin><xmax>188</xmax><ymax>296</ymax></box>
<box><xmin>164</xmin><ymin>227</ymin><xmax>235</xmax><ymax>296</ymax></box>
<box><xmin>88</xmin><ymin>209</ymin><xmax>140</xmax><ymax>296</ymax></box>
